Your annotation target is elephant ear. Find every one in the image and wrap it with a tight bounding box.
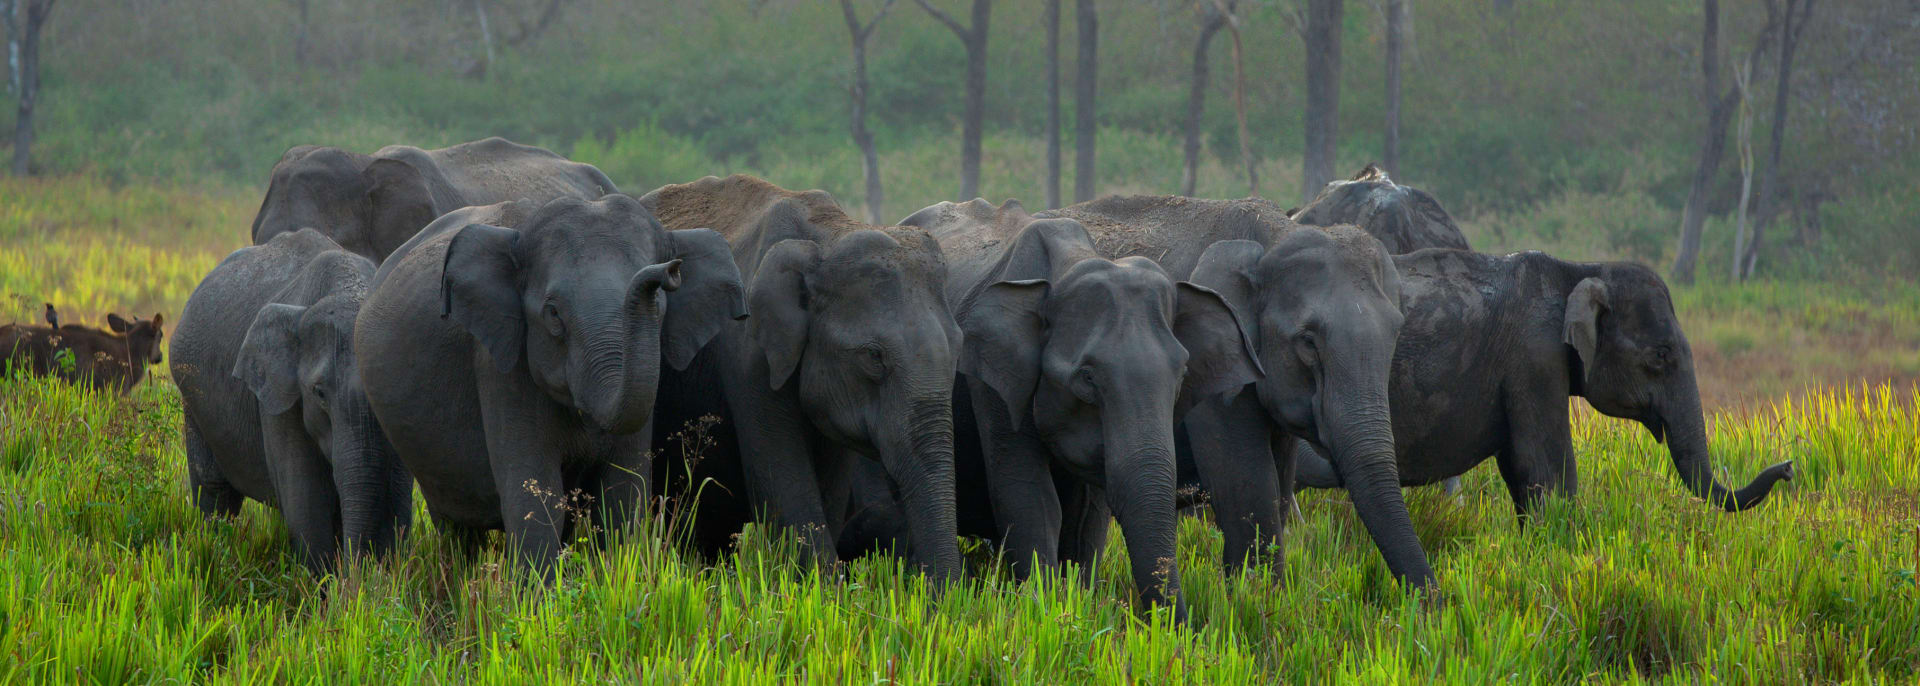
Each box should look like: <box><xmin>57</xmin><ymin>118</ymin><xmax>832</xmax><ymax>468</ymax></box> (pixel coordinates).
<box><xmin>1564</xmin><ymin>277</ymin><xmax>1610</xmax><ymax>384</ymax></box>
<box><xmin>747</xmin><ymin>239</ymin><xmax>820</xmax><ymax>390</ymax></box>
<box><xmin>441</xmin><ymin>223</ymin><xmax>526</xmax><ymax>374</ymax></box>
<box><xmin>957</xmin><ymin>279</ymin><xmax>1049</xmax><ymax>429</ymax></box>
<box><xmin>1186</xmin><ymin>239</ymin><xmax>1267</xmax><ymax>347</ymax></box>
<box><xmin>996</xmin><ymin>218</ymin><xmax>1094</xmax><ymax>282</ymax></box>
<box><xmin>662</xmin><ymin>228</ymin><xmax>748</xmax><ymax>371</ymax></box>
<box><xmin>1173</xmin><ymin>282</ymin><xmax>1265</xmax><ymax>417</ymax></box>
<box><xmin>362</xmin><ymin>158</ymin><xmax>438</xmax><ymax>260</ymax></box>
<box><xmin>234</xmin><ymin>303</ymin><xmax>307</xmax><ymax>416</ymax></box>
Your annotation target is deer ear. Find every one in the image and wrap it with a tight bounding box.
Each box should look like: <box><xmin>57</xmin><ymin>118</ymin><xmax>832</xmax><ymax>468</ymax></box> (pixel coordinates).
<box><xmin>107</xmin><ymin>314</ymin><xmax>131</xmax><ymax>333</ymax></box>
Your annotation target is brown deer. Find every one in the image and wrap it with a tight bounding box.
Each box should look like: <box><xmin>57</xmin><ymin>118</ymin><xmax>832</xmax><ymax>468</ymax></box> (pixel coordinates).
<box><xmin>1</xmin><ymin>310</ymin><xmax>166</xmax><ymax>394</ymax></box>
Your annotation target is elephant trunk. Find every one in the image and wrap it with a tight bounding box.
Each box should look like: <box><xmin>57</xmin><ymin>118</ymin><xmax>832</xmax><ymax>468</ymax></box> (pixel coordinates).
<box><xmin>1320</xmin><ymin>355</ymin><xmax>1436</xmax><ymax>590</ymax></box>
<box><xmin>333</xmin><ymin>397</ymin><xmax>407</xmax><ymax>557</ymax></box>
<box><xmin>1659</xmin><ymin>372</ymin><xmax>1794</xmax><ymax>512</ymax></box>
<box><xmin>1102</xmin><ymin>406</ymin><xmax>1186</xmax><ymax>620</ymax></box>
<box><xmin>579</xmin><ymin>270</ymin><xmax>667</xmax><ymax>435</ymax></box>
<box><xmin>884</xmin><ymin>392</ymin><xmax>963</xmax><ymax>583</ymax></box>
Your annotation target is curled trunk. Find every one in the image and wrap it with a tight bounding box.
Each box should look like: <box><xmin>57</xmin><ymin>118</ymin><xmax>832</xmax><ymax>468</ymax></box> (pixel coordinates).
<box><xmin>579</xmin><ymin>273</ymin><xmax>666</xmax><ymax>435</ymax></box>
<box><xmin>1660</xmin><ymin>374</ymin><xmax>1794</xmax><ymax>512</ymax></box>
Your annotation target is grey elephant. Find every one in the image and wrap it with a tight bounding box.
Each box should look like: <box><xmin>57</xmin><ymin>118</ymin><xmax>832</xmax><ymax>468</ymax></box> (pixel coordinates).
<box><xmin>1293</xmin><ymin>249</ymin><xmax>1795</xmax><ymax>515</ymax></box>
<box><xmin>1290</xmin><ymin>163</ymin><xmax>1472</xmax><ymax>494</ymax></box>
<box><xmin>639</xmin><ymin>175</ymin><xmax>963</xmax><ymax>580</ymax></box>
<box><xmin>170</xmin><ymin>229</ymin><xmax>410</xmax><ymax>572</ymax></box>
<box><xmin>354</xmin><ymin>195</ymin><xmax>745</xmax><ymax>568</ymax></box>
<box><xmin>892</xmin><ymin>199</ymin><xmax>1260</xmax><ymax>617</ymax></box>
<box><xmin>1040</xmin><ymin>196</ymin><xmax>1436</xmax><ymax>590</ymax></box>
<box><xmin>252</xmin><ymin>137</ymin><xmax>617</xmax><ymax>263</ymax></box>
<box><xmin>1290</xmin><ymin>163</ymin><xmax>1469</xmax><ymax>254</ymax></box>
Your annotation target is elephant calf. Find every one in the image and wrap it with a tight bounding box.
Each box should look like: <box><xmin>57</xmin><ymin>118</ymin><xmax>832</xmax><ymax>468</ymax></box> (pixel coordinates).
<box><xmin>641</xmin><ymin>175</ymin><xmax>964</xmax><ymax>581</ymax></box>
<box><xmin>356</xmin><ymin>195</ymin><xmax>744</xmax><ymax>570</ymax></box>
<box><xmin>171</xmin><ymin>229</ymin><xmax>409</xmax><ymax>572</ymax></box>
<box><xmin>1294</xmin><ymin>249</ymin><xmax>1794</xmax><ymax>515</ymax></box>
<box><xmin>897</xmin><ymin>199</ymin><xmax>1261</xmax><ymax>618</ymax></box>
<box><xmin>2</xmin><ymin>310</ymin><xmax>165</xmax><ymax>395</ymax></box>
<box><xmin>1042</xmin><ymin>196</ymin><xmax>1435</xmax><ymax>590</ymax></box>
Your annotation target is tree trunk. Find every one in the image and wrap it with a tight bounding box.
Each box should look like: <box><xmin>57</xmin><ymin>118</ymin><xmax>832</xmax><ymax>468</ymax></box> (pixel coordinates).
<box><xmin>10</xmin><ymin>0</ymin><xmax>51</xmax><ymax>177</ymax></box>
<box><xmin>1222</xmin><ymin>2</ymin><xmax>1255</xmax><ymax>196</ymax></box>
<box><xmin>293</xmin><ymin>0</ymin><xmax>311</xmax><ymax>67</ymax></box>
<box><xmin>1302</xmin><ymin>0</ymin><xmax>1343</xmax><ymax>205</ymax></box>
<box><xmin>960</xmin><ymin>0</ymin><xmax>988</xmax><ymax>201</ymax></box>
<box><xmin>3</xmin><ymin>0</ymin><xmax>16</xmax><ymax>97</ymax></box>
<box><xmin>1729</xmin><ymin>60</ymin><xmax>1755</xmax><ymax>281</ymax></box>
<box><xmin>1740</xmin><ymin>0</ymin><xmax>1813</xmax><ymax>281</ymax></box>
<box><xmin>1383</xmin><ymin>0</ymin><xmax>1404</xmax><ymax>175</ymax></box>
<box><xmin>914</xmin><ymin>0</ymin><xmax>990</xmax><ymax>201</ymax></box>
<box><xmin>1073</xmin><ymin>0</ymin><xmax>1097</xmax><ymax>202</ymax></box>
<box><xmin>472</xmin><ymin>0</ymin><xmax>495</xmax><ymax>80</ymax></box>
<box><xmin>841</xmin><ymin>0</ymin><xmax>897</xmax><ymax>224</ymax></box>
<box><xmin>1182</xmin><ymin>5</ymin><xmax>1226</xmax><ymax>197</ymax></box>
<box><xmin>1672</xmin><ymin>0</ymin><xmax>1776</xmax><ymax>284</ymax></box>
<box><xmin>1045</xmin><ymin>0</ymin><xmax>1062</xmax><ymax>208</ymax></box>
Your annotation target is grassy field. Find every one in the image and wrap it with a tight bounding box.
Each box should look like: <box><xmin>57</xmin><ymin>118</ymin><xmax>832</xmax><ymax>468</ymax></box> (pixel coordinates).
<box><xmin>0</xmin><ymin>369</ymin><xmax>1914</xmax><ymax>682</ymax></box>
<box><xmin>2</xmin><ymin>176</ymin><xmax>1917</xmax><ymax>683</ymax></box>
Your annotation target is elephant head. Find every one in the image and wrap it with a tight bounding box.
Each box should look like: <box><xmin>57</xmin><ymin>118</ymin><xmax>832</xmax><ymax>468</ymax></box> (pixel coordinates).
<box><xmin>958</xmin><ymin>218</ymin><xmax>1261</xmax><ymax>611</ymax></box>
<box><xmin>440</xmin><ymin>195</ymin><xmax>746</xmax><ymax>436</ymax></box>
<box><xmin>1561</xmin><ymin>264</ymin><xmax>1793</xmax><ymax>511</ymax></box>
<box><xmin>251</xmin><ymin>146</ymin><xmax>438</xmax><ymax>263</ymax></box>
<box><xmin>746</xmin><ymin>212</ymin><xmax>963</xmax><ymax>579</ymax></box>
<box><xmin>1190</xmin><ymin>225</ymin><xmax>1435</xmax><ymax>588</ymax></box>
<box><xmin>235</xmin><ymin>252</ymin><xmax>407</xmax><ymax>560</ymax></box>
<box><xmin>1290</xmin><ymin>164</ymin><xmax>1469</xmax><ymax>253</ymax></box>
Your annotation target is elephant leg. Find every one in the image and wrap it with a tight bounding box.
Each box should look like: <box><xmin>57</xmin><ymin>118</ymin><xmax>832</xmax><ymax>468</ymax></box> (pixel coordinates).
<box><xmin>184</xmin><ymin>417</ymin><xmax>244</xmax><ymax>518</ymax></box>
<box><xmin>968</xmin><ymin>379</ymin><xmax>1062</xmax><ymax>579</ymax></box>
<box><xmin>1056</xmin><ymin>479</ymin><xmax>1111</xmax><ymax>584</ymax></box>
<box><xmin>726</xmin><ymin>381</ymin><xmax>836</xmax><ymax>569</ymax></box>
<box><xmin>475</xmin><ymin>375</ymin><xmax>570</xmax><ymax>575</ymax></box>
<box><xmin>1495</xmin><ymin>389</ymin><xmax>1576</xmax><ymax>520</ymax></box>
<box><xmin>1185</xmin><ymin>391</ymin><xmax>1283</xmax><ymax>573</ymax></box>
<box><xmin>431</xmin><ymin>512</ymin><xmax>489</xmax><ymax>557</ymax></box>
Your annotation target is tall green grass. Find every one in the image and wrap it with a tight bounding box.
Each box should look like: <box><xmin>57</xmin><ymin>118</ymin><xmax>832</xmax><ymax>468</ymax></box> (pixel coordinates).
<box><xmin>1</xmin><ymin>368</ymin><xmax>1913</xmax><ymax>682</ymax></box>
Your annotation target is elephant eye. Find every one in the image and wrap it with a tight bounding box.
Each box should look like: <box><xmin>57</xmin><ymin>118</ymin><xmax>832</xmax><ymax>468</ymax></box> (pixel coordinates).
<box><xmin>1295</xmin><ymin>330</ymin><xmax>1320</xmax><ymax>367</ymax></box>
<box><xmin>312</xmin><ymin>384</ymin><xmax>328</xmax><ymax>402</ymax></box>
<box><xmin>857</xmin><ymin>343</ymin><xmax>887</xmax><ymax>379</ymax></box>
<box><xmin>1071</xmin><ymin>366</ymin><xmax>1100</xmax><ymax>404</ymax></box>
<box><xmin>542</xmin><ymin>301</ymin><xmax>565</xmax><ymax>338</ymax></box>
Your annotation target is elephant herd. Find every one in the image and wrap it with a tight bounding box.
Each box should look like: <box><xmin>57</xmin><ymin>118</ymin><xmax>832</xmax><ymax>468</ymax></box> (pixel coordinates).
<box><xmin>167</xmin><ymin>139</ymin><xmax>1794</xmax><ymax>616</ymax></box>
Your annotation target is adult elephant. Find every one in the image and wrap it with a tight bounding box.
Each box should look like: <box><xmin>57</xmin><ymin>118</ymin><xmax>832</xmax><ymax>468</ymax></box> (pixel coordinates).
<box><xmin>251</xmin><ymin>137</ymin><xmax>617</xmax><ymax>263</ymax></box>
<box><xmin>1040</xmin><ymin>196</ymin><xmax>1436</xmax><ymax>590</ymax></box>
<box><xmin>171</xmin><ymin>229</ymin><xmax>410</xmax><ymax>573</ymax></box>
<box><xmin>639</xmin><ymin>175</ymin><xmax>963</xmax><ymax>581</ymax></box>
<box><xmin>354</xmin><ymin>195</ymin><xmax>745</xmax><ymax>568</ymax></box>
<box><xmin>1293</xmin><ymin>249</ymin><xmax>1795</xmax><ymax>515</ymax></box>
<box><xmin>1290</xmin><ymin>163</ymin><xmax>1468</xmax><ymax>253</ymax></box>
<box><xmin>1292</xmin><ymin>163</ymin><xmax>1471</xmax><ymax>494</ymax></box>
<box><xmin>895</xmin><ymin>199</ymin><xmax>1260</xmax><ymax>617</ymax></box>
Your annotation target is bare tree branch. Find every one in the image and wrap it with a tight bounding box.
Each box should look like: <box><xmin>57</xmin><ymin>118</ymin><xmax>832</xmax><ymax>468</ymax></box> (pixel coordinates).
<box><xmin>913</xmin><ymin>0</ymin><xmax>968</xmax><ymax>39</ymax></box>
